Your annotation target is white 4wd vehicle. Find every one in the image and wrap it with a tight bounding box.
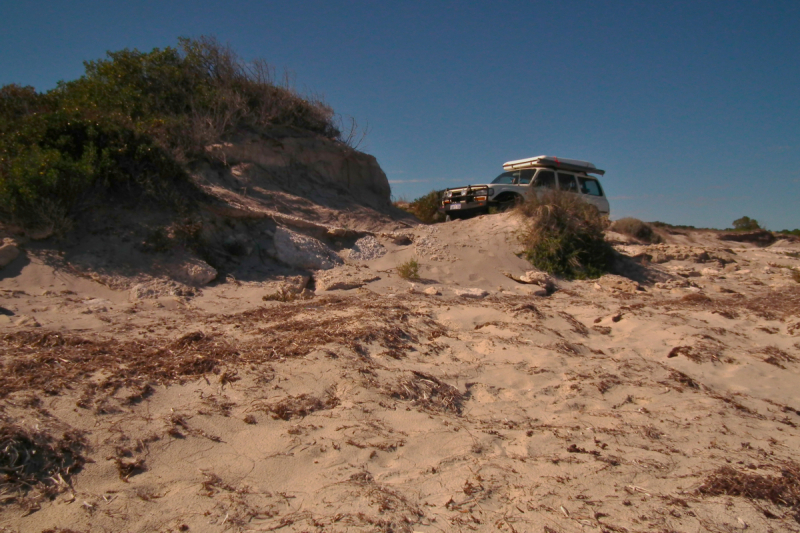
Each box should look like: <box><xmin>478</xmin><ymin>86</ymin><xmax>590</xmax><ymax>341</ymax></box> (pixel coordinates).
<box><xmin>440</xmin><ymin>155</ymin><xmax>610</xmax><ymax>219</ymax></box>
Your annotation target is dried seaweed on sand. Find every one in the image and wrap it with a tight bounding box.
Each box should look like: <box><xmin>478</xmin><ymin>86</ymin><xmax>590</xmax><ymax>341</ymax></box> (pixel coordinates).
<box><xmin>0</xmin><ymin>415</ymin><xmax>86</xmax><ymax>502</ymax></box>
<box><xmin>697</xmin><ymin>462</ymin><xmax>800</xmax><ymax>522</ymax></box>
<box><xmin>385</xmin><ymin>371</ymin><xmax>465</xmax><ymax>414</ymax></box>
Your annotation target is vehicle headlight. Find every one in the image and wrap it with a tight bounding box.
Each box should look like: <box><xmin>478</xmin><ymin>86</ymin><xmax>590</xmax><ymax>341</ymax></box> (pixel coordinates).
<box><xmin>487</xmin><ymin>188</ymin><xmax>494</xmax><ymax>196</ymax></box>
<box><xmin>443</xmin><ymin>191</ymin><xmax>452</xmax><ymax>198</ymax></box>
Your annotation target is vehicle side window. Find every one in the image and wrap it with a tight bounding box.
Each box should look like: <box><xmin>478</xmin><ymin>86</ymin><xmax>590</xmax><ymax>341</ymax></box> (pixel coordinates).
<box><xmin>558</xmin><ymin>173</ymin><xmax>578</xmax><ymax>193</ymax></box>
<box><xmin>533</xmin><ymin>170</ymin><xmax>555</xmax><ymax>188</ymax></box>
<box><xmin>578</xmin><ymin>177</ymin><xmax>603</xmax><ymax>196</ymax></box>
<box><xmin>519</xmin><ymin>169</ymin><xmax>534</xmax><ymax>185</ymax></box>
<box><xmin>491</xmin><ymin>172</ymin><xmax>517</xmax><ymax>184</ymax></box>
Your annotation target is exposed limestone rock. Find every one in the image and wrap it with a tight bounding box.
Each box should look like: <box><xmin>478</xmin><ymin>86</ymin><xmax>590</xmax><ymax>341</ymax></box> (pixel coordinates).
<box><xmin>172</xmin><ymin>258</ymin><xmax>218</xmax><ymax>286</ymax></box>
<box><xmin>283</xmin><ymin>275</ymin><xmax>311</xmax><ymax>293</ymax></box>
<box><xmin>503</xmin><ymin>270</ymin><xmax>556</xmax><ymax>293</ymax></box>
<box><xmin>130</xmin><ymin>280</ymin><xmax>197</xmax><ymax>301</ymax></box>
<box><xmin>389</xmin><ymin>234</ymin><xmax>413</xmax><ymax>246</ymax></box>
<box><xmin>315</xmin><ymin>266</ymin><xmax>379</xmax><ymax>291</ymax></box>
<box><xmin>596</xmin><ymin>274</ymin><xmax>642</xmax><ymax>293</ymax></box>
<box><xmin>83</xmin><ymin>298</ymin><xmax>111</xmax><ymax>313</ymax></box>
<box><xmin>347</xmin><ymin>236</ymin><xmax>386</xmax><ymax>261</ymax></box>
<box><xmin>274</xmin><ymin>227</ymin><xmax>343</xmax><ymax>270</ymax></box>
<box><xmin>455</xmin><ymin>288</ymin><xmax>489</xmax><ymax>299</ymax></box>
<box><xmin>423</xmin><ymin>286</ymin><xmax>441</xmax><ymax>296</ymax></box>
<box><xmin>0</xmin><ymin>243</ymin><xmax>20</xmax><ymax>268</ymax></box>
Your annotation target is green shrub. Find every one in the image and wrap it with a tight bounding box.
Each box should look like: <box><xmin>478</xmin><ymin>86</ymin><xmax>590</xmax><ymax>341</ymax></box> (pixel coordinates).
<box><xmin>609</xmin><ymin>217</ymin><xmax>663</xmax><ymax>243</ymax></box>
<box><xmin>732</xmin><ymin>216</ymin><xmax>761</xmax><ymax>231</ymax></box>
<box><xmin>396</xmin><ymin>258</ymin><xmax>420</xmax><ymax>280</ymax></box>
<box><xmin>399</xmin><ymin>190</ymin><xmax>444</xmax><ymax>224</ymax></box>
<box><xmin>516</xmin><ymin>190</ymin><xmax>613</xmax><ymax>279</ymax></box>
<box><xmin>0</xmin><ymin>36</ymin><xmax>343</xmax><ymax>232</ymax></box>
<box><xmin>0</xmin><ymin>112</ymin><xmax>190</xmax><ymax>229</ymax></box>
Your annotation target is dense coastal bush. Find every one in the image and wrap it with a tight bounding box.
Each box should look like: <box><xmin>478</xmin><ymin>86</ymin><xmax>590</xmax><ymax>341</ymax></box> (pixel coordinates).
<box><xmin>401</xmin><ymin>190</ymin><xmax>444</xmax><ymax>224</ymax></box>
<box><xmin>0</xmin><ymin>37</ymin><xmax>340</xmax><ymax>231</ymax></box>
<box><xmin>517</xmin><ymin>190</ymin><xmax>613</xmax><ymax>279</ymax></box>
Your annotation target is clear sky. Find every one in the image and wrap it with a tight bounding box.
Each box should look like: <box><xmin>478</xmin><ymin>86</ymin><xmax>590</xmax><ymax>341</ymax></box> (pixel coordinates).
<box><xmin>2</xmin><ymin>1</ymin><xmax>799</xmax><ymax>229</ymax></box>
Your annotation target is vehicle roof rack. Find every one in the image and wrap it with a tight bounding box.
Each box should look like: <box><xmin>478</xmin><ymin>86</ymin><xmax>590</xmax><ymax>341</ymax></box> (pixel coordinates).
<box><xmin>503</xmin><ymin>155</ymin><xmax>605</xmax><ymax>176</ymax></box>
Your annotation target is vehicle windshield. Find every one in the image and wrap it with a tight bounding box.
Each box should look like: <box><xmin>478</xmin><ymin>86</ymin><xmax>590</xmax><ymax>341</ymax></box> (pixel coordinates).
<box><xmin>491</xmin><ymin>172</ymin><xmax>516</xmax><ymax>184</ymax></box>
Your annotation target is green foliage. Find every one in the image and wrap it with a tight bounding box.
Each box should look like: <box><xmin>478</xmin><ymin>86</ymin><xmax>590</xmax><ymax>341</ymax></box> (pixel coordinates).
<box><xmin>396</xmin><ymin>258</ymin><xmax>420</xmax><ymax>280</ymax></box>
<box><xmin>732</xmin><ymin>216</ymin><xmax>761</xmax><ymax>231</ymax></box>
<box><xmin>609</xmin><ymin>217</ymin><xmax>663</xmax><ymax>243</ymax></box>
<box><xmin>402</xmin><ymin>190</ymin><xmax>444</xmax><ymax>224</ymax></box>
<box><xmin>0</xmin><ymin>110</ymin><xmax>189</xmax><ymax>229</ymax></box>
<box><xmin>0</xmin><ymin>36</ymin><xmax>342</xmax><ymax>231</ymax></box>
<box><xmin>778</xmin><ymin>229</ymin><xmax>800</xmax><ymax>237</ymax></box>
<box><xmin>517</xmin><ymin>190</ymin><xmax>613</xmax><ymax>280</ymax></box>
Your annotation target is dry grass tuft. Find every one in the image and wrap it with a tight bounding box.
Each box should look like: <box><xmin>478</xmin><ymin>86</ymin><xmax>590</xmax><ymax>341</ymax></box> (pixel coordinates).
<box><xmin>680</xmin><ymin>293</ymin><xmax>713</xmax><ymax>305</ymax></box>
<box><xmin>396</xmin><ymin>258</ymin><xmax>420</xmax><ymax>280</ymax></box>
<box><xmin>761</xmin><ymin>346</ymin><xmax>797</xmax><ymax>368</ymax></box>
<box><xmin>261</xmin><ymin>392</ymin><xmax>340</xmax><ymax>420</ymax></box>
<box><xmin>385</xmin><ymin>371</ymin><xmax>465</xmax><ymax>415</ymax></box>
<box><xmin>115</xmin><ymin>457</ymin><xmax>146</xmax><ymax>482</ymax></box>
<box><xmin>0</xmin><ymin>415</ymin><xmax>87</xmax><ymax>502</ymax></box>
<box><xmin>697</xmin><ymin>463</ymin><xmax>800</xmax><ymax>522</ymax></box>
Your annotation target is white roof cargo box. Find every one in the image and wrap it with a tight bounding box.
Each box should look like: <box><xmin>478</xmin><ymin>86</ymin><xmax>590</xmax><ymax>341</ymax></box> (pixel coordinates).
<box><xmin>503</xmin><ymin>155</ymin><xmax>605</xmax><ymax>176</ymax></box>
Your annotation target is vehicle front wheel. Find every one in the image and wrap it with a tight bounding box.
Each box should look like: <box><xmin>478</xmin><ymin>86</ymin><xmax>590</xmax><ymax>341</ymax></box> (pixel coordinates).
<box><xmin>494</xmin><ymin>194</ymin><xmax>524</xmax><ymax>212</ymax></box>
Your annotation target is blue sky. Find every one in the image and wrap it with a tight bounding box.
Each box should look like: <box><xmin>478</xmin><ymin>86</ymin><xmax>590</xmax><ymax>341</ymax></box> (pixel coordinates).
<box><xmin>2</xmin><ymin>1</ymin><xmax>799</xmax><ymax>229</ymax></box>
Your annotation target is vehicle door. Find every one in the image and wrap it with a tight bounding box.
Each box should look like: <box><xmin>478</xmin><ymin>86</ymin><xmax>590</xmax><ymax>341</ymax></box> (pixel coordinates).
<box><xmin>529</xmin><ymin>169</ymin><xmax>556</xmax><ymax>200</ymax></box>
<box><xmin>557</xmin><ymin>172</ymin><xmax>579</xmax><ymax>193</ymax></box>
<box><xmin>576</xmin><ymin>175</ymin><xmax>610</xmax><ymax>214</ymax></box>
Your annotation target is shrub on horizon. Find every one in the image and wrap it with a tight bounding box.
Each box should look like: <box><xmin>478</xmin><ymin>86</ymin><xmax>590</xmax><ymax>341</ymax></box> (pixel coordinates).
<box><xmin>609</xmin><ymin>217</ymin><xmax>663</xmax><ymax>244</ymax></box>
<box><xmin>732</xmin><ymin>216</ymin><xmax>762</xmax><ymax>232</ymax></box>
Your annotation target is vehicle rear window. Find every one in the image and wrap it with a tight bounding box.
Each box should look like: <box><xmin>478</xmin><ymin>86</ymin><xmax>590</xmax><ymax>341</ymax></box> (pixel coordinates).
<box><xmin>533</xmin><ymin>170</ymin><xmax>555</xmax><ymax>188</ymax></box>
<box><xmin>578</xmin><ymin>177</ymin><xmax>603</xmax><ymax>196</ymax></box>
<box><xmin>558</xmin><ymin>173</ymin><xmax>578</xmax><ymax>192</ymax></box>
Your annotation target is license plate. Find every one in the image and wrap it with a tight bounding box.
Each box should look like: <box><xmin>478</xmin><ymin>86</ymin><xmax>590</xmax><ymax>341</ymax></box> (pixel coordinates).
<box><xmin>450</xmin><ymin>203</ymin><xmax>462</xmax><ymax>210</ymax></box>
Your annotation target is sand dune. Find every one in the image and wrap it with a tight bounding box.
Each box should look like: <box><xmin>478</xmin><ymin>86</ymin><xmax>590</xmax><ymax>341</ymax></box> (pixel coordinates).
<box><xmin>2</xmin><ymin>212</ymin><xmax>800</xmax><ymax>532</ymax></box>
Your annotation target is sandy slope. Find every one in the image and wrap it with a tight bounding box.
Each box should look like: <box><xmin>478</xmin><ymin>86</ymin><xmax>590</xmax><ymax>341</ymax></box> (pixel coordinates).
<box><xmin>2</xmin><ymin>213</ymin><xmax>800</xmax><ymax>533</ymax></box>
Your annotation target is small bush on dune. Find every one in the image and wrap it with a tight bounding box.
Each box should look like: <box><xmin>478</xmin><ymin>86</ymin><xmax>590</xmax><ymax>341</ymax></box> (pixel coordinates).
<box><xmin>516</xmin><ymin>190</ymin><xmax>613</xmax><ymax>279</ymax></box>
<box><xmin>397</xmin><ymin>258</ymin><xmax>420</xmax><ymax>280</ymax></box>
<box><xmin>609</xmin><ymin>217</ymin><xmax>663</xmax><ymax>243</ymax></box>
